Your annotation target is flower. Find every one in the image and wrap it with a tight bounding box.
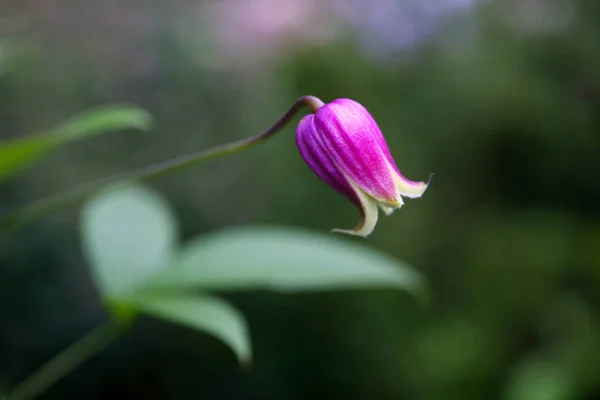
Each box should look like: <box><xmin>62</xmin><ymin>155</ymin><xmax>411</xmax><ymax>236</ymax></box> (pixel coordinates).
<box><xmin>295</xmin><ymin>98</ymin><xmax>430</xmax><ymax>237</ymax></box>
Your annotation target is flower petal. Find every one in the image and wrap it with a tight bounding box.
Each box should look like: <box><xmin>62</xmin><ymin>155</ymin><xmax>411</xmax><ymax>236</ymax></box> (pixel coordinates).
<box><xmin>314</xmin><ymin>100</ymin><xmax>400</xmax><ymax>205</ymax></box>
<box><xmin>294</xmin><ymin>97</ymin><xmax>430</xmax><ymax>238</ymax></box>
<box><xmin>296</xmin><ymin>115</ymin><xmax>359</xmax><ymax>205</ymax></box>
<box><xmin>330</xmin><ymin>99</ymin><xmax>430</xmax><ymax>201</ymax></box>
<box><xmin>331</xmin><ymin>178</ymin><xmax>379</xmax><ymax>237</ymax></box>
<box><xmin>379</xmin><ymin>203</ymin><xmax>398</xmax><ymax>216</ymax></box>
<box><xmin>391</xmin><ymin>167</ymin><xmax>431</xmax><ymax>199</ymax></box>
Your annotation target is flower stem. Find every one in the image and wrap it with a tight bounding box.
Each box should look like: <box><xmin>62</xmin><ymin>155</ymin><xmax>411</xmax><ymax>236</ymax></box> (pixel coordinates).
<box><xmin>6</xmin><ymin>321</ymin><xmax>128</xmax><ymax>400</ymax></box>
<box><xmin>0</xmin><ymin>95</ymin><xmax>323</xmax><ymax>234</ymax></box>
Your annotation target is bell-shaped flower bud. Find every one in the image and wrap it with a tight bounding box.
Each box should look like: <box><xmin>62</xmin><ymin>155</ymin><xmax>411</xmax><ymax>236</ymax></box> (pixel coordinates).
<box><xmin>296</xmin><ymin>98</ymin><xmax>430</xmax><ymax>237</ymax></box>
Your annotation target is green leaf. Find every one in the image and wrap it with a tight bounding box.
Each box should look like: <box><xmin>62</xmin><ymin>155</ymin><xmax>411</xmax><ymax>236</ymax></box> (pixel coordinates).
<box><xmin>122</xmin><ymin>292</ymin><xmax>251</xmax><ymax>365</ymax></box>
<box><xmin>0</xmin><ymin>105</ymin><xmax>151</xmax><ymax>182</ymax></box>
<box><xmin>49</xmin><ymin>105</ymin><xmax>152</xmax><ymax>143</ymax></box>
<box><xmin>148</xmin><ymin>226</ymin><xmax>427</xmax><ymax>298</ymax></box>
<box><xmin>0</xmin><ymin>139</ymin><xmax>56</xmax><ymax>183</ymax></box>
<box><xmin>80</xmin><ymin>184</ymin><xmax>178</xmax><ymax>298</ymax></box>
<box><xmin>502</xmin><ymin>357</ymin><xmax>574</xmax><ymax>400</ymax></box>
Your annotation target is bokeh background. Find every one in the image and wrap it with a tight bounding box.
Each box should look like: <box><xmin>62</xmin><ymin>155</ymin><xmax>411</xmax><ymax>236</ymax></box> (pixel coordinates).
<box><xmin>2</xmin><ymin>0</ymin><xmax>600</xmax><ymax>399</ymax></box>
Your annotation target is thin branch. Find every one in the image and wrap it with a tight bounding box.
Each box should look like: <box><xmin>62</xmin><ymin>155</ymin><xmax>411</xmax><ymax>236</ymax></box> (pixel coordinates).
<box><xmin>7</xmin><ymin>321</ymin><xmax>127</xmax><ymax>400</ymax></box>
<box><xmin>0</xmin><ymin>95</ymin><xmax>324</xmax><ymax>234</ymax></box>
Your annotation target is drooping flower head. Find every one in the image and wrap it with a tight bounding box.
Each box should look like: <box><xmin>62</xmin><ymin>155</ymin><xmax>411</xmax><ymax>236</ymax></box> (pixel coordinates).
<box><xmin>296</xmin><ymin>98</ymin><xmax>430</xmax><ymax>237</ymax></box>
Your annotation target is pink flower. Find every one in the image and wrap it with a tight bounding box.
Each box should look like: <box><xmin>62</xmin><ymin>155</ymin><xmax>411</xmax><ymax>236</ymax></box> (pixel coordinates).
<box><xmin>296</xmin><ymin>98</ymin><xmax>430</xmax><ymax>237</ymax></box>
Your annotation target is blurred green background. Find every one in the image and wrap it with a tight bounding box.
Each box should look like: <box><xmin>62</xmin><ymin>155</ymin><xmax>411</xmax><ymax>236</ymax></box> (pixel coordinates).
<box><xmin>1</xmin><ymin>0</ymin><xmax>600</xmax><ymax>399</ymax></box>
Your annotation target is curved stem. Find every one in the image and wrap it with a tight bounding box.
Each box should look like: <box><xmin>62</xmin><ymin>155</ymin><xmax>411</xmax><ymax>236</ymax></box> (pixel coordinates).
<box><xmin>0</xmin><ymin>95</ymin><xmax>324</xmax><ymax>234</ymax></box>
<box><xmin>7</xmin><ymin>321</ymin><xmax>128</xmax><ymax>400</ymax></box>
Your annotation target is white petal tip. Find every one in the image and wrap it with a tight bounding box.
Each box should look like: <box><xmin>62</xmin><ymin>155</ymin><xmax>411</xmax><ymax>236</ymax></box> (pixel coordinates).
<box><xmin>379</xmin><ymin>204</ymin><xmax>397</xmax><ymax>216</ymax></box>
<box><xmin>331</xmin><ymin>227</ymin><xmax>371</xmax><ymax>238</ymax></box>
<box><xmin>394</xmin><ymin>173</ymin><xmax>432</xmax><ymax>199</ymax></box>
<box><xmin>333</xmin><ymin>173</ymin><xmax>380</xmax><ymax>238</ymax></box>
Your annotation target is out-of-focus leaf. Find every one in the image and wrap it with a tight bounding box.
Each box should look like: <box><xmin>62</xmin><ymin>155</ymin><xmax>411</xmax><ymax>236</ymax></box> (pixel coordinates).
<box><xmin>49</xmin><ymin>105</ymin><xmax>152</xmax><ymax>143</ymax></box>
<box><xmin>80</xmin><ymin>184</ymin><xmax>177</xmax><ymax>298</ymax></box>
<box><xmin>0</xmin><ymin>138</ymin><xmax>57</xmax><ymax>183</ymax></box>
<box><xmin>123</xmin><ymin>292</ymin><xmax>251</xmax><ymax>365</ymax></box>
<box><xmin>148</xmin><ymin>226</ymin><xmax>427</xmax><ymax>298</ymax></box>
<box><xmin>502</xmin><ymin>357</ymin><xmax>574</xmax><ymax>400</ymax></box>
<box><xmin>0</xmin><ymin>105</ymin><xmax>151</xmax><ymax>182</ymax></box>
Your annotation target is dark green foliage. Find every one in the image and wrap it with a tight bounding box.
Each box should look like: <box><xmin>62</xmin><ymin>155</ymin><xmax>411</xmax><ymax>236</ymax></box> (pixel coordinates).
<box><xmin>1</xmin><ymin>1</ymin><xmax>600</xmax><ymax>399</ymax></box>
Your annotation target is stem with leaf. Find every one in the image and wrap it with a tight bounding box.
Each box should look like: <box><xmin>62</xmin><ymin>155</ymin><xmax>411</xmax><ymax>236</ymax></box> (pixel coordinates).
<box><xmin>0</xmin><ymin>95</ymin><xmax>324</xmax><ymax>234</ymax></box>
